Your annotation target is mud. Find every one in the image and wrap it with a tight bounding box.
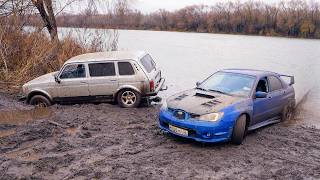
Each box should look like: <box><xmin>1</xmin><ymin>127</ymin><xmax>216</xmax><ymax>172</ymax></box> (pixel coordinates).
<box><xmin>0</xmin><ymin>93</ymin><xmax>320</xmax><ymax>179</ymax></box>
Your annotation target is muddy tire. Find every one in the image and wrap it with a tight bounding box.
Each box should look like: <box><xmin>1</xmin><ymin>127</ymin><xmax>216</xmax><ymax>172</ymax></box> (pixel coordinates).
<box><xmin>29</xmin><ymin>95</ymin><xmax>51</xmax><ymax>107</ymax></box>
<box><xmin>281</xmin><ymin>105</ymin><xmax>293</xmax><ymax>122</ymax></box>
<box><xmin>231</xmin><ymin>115</ymin><xmax>247</xmax><ymax>145</ymax></box>
<box><xmin>117</xmin><ymin>89</ymin><xmax>141</xmax><ymax>108</ymax></box>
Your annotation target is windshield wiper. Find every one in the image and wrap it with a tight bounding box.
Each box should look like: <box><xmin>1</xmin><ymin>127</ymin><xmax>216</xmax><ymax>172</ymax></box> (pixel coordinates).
<box><xmin>196</xmin><ymin>87</ymin><xmax>207</xmax><ymax>91</ymax></box>
<box><xmin>208</xmin><ymin>89</ymin><xmax>230</xmax><ymax>95</ymax></box>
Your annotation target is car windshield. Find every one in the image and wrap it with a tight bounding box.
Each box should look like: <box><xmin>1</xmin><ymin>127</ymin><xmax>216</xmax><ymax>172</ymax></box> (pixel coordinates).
<box><xmin>198</xmin><ymin>72</ymin><xmax>256</xmax><ymax>97</ymax></box>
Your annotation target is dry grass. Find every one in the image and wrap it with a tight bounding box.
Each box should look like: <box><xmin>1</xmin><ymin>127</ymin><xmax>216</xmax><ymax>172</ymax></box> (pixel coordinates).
<box><xmin>0</xmin><ymin>21</ymin><xmax>112</xmax><ymax>89</ymax></box>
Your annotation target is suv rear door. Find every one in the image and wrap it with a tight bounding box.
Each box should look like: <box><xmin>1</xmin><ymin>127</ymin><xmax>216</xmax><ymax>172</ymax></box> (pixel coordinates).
<box><xmin>88</xmin><ymin>62</ymin><xmax>118</xmax><ymax>97</ymax></box>
<box><xmin>117</xmin><ymin>61</ymin><xmax>142</xmax><ymax>91</ymax></box>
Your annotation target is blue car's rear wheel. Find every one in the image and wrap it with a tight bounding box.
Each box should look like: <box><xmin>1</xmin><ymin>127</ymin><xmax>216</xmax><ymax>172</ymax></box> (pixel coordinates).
<box><xmin>281</xmin><ymin>105</ymin><xmax>294</xmax><ymax>122</ymax></box>
<box><xmin>231</xmin><ymin>115</ymin><xmax>246</xmax><ymax>145</ymax></box>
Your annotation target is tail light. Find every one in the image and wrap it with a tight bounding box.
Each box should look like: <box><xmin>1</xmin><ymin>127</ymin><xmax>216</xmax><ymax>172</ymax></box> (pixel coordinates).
<box><xmin>149</xmin><ymin>79</ymin><xmax>155</xmax><ymax>92</ymax></box>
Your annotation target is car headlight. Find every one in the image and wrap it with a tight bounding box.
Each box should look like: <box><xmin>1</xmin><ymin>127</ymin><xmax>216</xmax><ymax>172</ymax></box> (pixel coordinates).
<box><xmin>199</xmin><ymin>112</ymin><xmax>224</xmax><ymax>122</ymax></box>
<box><xmin>160</xmin><ymin>100</ymin><xmax>168</xmax><ymax>111</ymax></box>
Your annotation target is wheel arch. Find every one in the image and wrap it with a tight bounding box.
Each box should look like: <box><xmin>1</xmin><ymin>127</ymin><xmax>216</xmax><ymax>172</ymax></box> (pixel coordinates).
<box><xmin>27</xmin><ymin>90</ymin><xmax>53</xmax><ymax>104</ymax></box>
<box><xmin>114</xmin><ymin>86</ymin><xmax>141</xmax><ymax>102</ymax></box>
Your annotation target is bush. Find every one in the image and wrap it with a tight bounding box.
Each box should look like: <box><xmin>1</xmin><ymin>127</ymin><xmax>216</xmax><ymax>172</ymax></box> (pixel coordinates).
<box><xmin>0</xmin><ymin>22</ymin><xmax>107</xmax><ymax>88</ymax></box>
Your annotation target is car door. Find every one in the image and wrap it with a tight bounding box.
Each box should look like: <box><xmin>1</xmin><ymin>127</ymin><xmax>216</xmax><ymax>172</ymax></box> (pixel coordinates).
<box><xmin>267</xmin><ymin>75</ymin><xmax>285</xmax><ymax>116</ymax></box>
<box><xmin>88</xmin><ymin>62</ymin><xmax>118</xmax><ymax>97</ymax></box>
<box><xmin>117</xmin><ymin>61</ymin><xmax>142</xmax><ymax>90</ymax></box>
<box><xmin>57</xmin><ymin>63</ymin><xmax>90</xmax><ymax>99</ymax></box>
<box><xmin>252</xmin><ymin>77</ymin><xmax>274</xmax><ymax>124</ymax></box>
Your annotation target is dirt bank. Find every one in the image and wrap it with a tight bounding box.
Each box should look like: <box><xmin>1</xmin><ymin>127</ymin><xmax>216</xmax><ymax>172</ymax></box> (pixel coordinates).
<box><xmin>0</xmin><ymin>93</ymin><xmax>320</xmax><ymax>179</ymax></box>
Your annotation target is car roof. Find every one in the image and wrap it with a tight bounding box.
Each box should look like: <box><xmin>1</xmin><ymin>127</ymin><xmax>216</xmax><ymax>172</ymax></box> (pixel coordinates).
<box><xmin>65</xmin><ymin>50</ymin><xmax>147</xmax><ymax>64</ymax></box>
<box><xmin>221</xmin><ymin>69</ymin><xmax>279</xmax><ymax>78</ymax></box>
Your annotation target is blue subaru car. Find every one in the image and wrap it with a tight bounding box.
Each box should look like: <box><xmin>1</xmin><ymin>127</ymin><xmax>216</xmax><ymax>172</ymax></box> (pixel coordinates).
<box><xmin>159</xmin><ymin>69</ymin><xmax>295</xmax><ymax>144</ymax></box>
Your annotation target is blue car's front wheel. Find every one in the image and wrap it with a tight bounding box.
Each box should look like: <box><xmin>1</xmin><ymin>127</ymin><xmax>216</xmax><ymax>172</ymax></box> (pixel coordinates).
<box><xmin>231</xmin><ymin>115</ymin><xmax>247</xmax><ymax>145</ymax></box>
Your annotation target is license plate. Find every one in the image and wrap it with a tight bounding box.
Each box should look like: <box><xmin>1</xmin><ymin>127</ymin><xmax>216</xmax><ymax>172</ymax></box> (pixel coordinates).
<box><xmin>169</xmin><ymin>125</ymin><xmax>188</xmax><ymax>136</ymax></box>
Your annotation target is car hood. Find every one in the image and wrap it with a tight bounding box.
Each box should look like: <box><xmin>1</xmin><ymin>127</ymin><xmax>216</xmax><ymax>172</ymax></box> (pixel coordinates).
<box><xmin>167</xmin><ymin>89</ymin><xmax>244</xmax><ymax>115</ymax></box>
<box><xmin>26</xmin><ymin>71</ymin><xmax>58</xmax><ymax>85</ymax></box>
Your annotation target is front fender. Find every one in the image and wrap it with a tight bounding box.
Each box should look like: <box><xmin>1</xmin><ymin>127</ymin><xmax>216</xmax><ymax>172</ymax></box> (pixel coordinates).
<box><xmin>220</xmin><ymin>99</ymin><xmax>253</xmax><ymax>126</ymax></box>
<box><xmin>27</xmin><ymin>89</ymin><xmax>53</xmax><ymax>102</ymax></box>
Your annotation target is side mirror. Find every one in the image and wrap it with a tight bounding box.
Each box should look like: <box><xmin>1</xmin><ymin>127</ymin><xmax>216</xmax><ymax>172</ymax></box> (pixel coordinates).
<box><xmin>289</xmin><ymin>76</ymin><xmax>295</xmax><ymax>86</ymax></box>
<box><xmin>196</xmin><ymin>82</ymin><xmax>201</xmax><ymax>87</ymax></box>
<box><xmin>255</xmin><ymin>91</ymin><xmax>267</xmax><ymax>98</ymax></box>
<box><xmin>54</xmin><ymin>75</ymin><xmax>61</xmax><ymax>84</ymax></box>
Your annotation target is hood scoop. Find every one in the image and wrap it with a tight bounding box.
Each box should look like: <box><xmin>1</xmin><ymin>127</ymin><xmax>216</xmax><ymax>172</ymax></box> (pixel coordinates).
<box><xmin>174</xmin><ymin>94</ymin><xmax>188</xmax><ymax>101</ymax></box>
<box><xmin>194</xmin><ymin>93</ymin><xmax>215</xmax><ymax>99</ymax></box>
<box><xmin>201</xmin><ymin>99</ymin><xmax>222</xmax><ymax>107</ymax></box>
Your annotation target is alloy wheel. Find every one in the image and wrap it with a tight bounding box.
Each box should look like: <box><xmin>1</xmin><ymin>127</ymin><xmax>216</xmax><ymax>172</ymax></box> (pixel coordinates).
<box><xmin>121</xmin><ymin>91</ymin><xmax>137</xmax><ymax>105</ymax></box>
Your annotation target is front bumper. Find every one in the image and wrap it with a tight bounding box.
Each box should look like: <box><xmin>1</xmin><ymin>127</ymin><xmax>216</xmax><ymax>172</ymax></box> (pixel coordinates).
<box><xmin>159</xmin><ymin>110</ymin><xmax>234</xmax><ymax>143</ymax></box>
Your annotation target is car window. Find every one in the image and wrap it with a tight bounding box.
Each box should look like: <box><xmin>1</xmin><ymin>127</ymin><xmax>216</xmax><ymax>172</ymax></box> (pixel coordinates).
<box><xmin>140</xmin><ymin>54</ymin><xmax>156</xmax><ymax>73</ymax></box>
<box><xmin>118</xmin><ymin>62</ymin><xmax>135</xmax><ymax>75</ymax></box>
<box><xmin>256</xmin><ymin>77</ymin><xmax>269</xmax><ymax>93</ymax></box>
<box><xmin>89</xmin><ymin>62</ymin><xmax>115</xmax><ymax>77</ymax></box>
<box><xmin>60</xmin><ymin>64</ymin><xmax>86</xmax><ymax>79</ymax></box>
<box><xmin>269</xmin><ymin>76</ymin><xmax>283</xmax><ymax>91</ymax></box>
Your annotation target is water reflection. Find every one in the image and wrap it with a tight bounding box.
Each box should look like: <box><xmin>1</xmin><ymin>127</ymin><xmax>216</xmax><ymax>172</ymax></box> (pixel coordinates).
<box><xmin>0</xmin><ymin>108</ymin><xmax>52</xmax><ymax>125</ymax></box>
<box><xmin>0</xmin><ymin>129</ymin><xmax>16</xmax><ymax>138</ymax></box>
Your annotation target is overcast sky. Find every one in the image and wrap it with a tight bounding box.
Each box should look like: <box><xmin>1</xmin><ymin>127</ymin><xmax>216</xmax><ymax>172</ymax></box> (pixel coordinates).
<box><xmin>60</xmin><ymin>0</ymin><xmax>320</xmax><ymax>14</ymax></box>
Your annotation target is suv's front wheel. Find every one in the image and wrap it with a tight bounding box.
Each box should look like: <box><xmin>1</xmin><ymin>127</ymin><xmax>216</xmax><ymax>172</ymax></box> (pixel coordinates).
<box><xmin>29</xmin><ymin>95</ymin><xmax>52</xmax><ymax>107</ymax></box>
<box><xmin>117</xmin><ymin>89</ymin><xmax>141</xmax><ymax>108</ymax></box>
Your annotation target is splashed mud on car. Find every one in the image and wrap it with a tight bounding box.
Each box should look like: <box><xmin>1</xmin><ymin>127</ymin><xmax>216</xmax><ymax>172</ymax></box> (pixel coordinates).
<box><xmin>0</xmin><ymin>93</ymin><xmax>320</xmax><ymax>179</ymax></box>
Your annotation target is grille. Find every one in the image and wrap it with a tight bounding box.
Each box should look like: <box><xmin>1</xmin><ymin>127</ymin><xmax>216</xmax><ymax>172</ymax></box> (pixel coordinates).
<box><xmin>173</xmin><ymin>110</ymin><xmax>186</xmax><ymax>119</ymax></box>
<box><xmin>168</xmin><ymin>108</ymin><xmax>198</xmax><ymax>120</ymax></box>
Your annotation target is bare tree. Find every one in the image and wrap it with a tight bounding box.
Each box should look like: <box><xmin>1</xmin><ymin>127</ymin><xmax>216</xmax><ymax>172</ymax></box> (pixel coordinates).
<box><xmin>31</xmin><ymin>0</ymin><xmax>58</xmax><ymax>43</ymax></box>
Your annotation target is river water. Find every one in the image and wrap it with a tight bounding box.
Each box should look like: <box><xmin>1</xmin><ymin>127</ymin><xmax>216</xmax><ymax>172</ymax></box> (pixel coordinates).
<box><xmin>58</xmin><ymin>28</ymin><xmax>320</xmax><ymax>127</ymax></box>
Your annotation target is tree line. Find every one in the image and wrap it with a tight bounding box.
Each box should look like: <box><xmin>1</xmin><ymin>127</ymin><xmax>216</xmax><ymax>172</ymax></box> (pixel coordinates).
<box><xmin>29</xmin><ymin>0</ymin><xmax>320</xmax><ymax>39</ymax></box>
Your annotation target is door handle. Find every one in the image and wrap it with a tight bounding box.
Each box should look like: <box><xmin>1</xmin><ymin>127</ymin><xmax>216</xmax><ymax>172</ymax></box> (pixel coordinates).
<box><xmin>80</xmin><ymin>81</ymin><xmax>87</xmax><ymax>84</ymax></box>
<box><xmin>110</xmin><ymin>79</ymin><xmax>117</xmax><ymax>82</ymax></box>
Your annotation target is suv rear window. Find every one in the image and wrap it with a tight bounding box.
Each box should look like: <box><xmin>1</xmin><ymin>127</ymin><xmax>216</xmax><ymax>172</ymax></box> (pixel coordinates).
<box><xmin>89</xmin><ymin>63</ymin><xmax>115</xmax><ymax>77</ymax></box>
<box><xmin>140</xmin><ymin>55</ymin><xmax>156</xmax><ymax>73</ymax></box>
<box><xmin>118</xmin><ymin>62</ymin><xmax>135</xmax><ymax>75</ymax></box>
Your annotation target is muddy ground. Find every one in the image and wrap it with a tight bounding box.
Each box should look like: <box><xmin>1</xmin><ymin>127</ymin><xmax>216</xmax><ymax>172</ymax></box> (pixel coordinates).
<box><xmin>0</xmin><ymin>93</ymin><xmax>320</xmax><ymax>180</ymax></box>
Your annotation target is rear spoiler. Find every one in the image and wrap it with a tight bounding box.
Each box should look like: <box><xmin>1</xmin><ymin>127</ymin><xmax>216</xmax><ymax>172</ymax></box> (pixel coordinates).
<box><xmin>280</xmin><ymin>75</ymin><xmax>295</xmax><ymax>86</ymax></box>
